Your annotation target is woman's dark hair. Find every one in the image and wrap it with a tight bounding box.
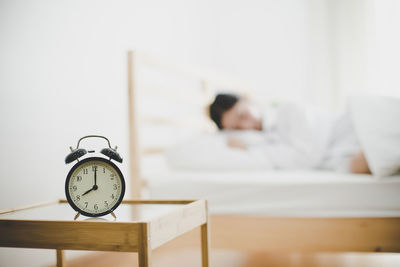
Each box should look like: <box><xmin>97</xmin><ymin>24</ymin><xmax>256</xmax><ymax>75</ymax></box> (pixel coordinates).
<box><xmin>209</xmin><ymin>93</ymin><xmax>239</xmax><ymax>129</ymax></box>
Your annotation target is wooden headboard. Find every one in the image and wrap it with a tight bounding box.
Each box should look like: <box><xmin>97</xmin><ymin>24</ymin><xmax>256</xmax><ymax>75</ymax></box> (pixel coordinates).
<box><xmin>127</xmin><ymin>50</ymin><xmax>250</xmax><ymax>198</ymax></box>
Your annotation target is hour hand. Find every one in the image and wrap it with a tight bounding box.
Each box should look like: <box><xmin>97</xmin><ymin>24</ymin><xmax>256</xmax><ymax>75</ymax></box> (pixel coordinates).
<box><xmin>82</xmin><ymin>188</ymin><xmax>93</xmax><ymax>196</ymax></box>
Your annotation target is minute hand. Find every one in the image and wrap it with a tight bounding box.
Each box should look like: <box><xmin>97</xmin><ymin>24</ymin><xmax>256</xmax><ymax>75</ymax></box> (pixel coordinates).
<box><xmin>94</xmin><ymin>167</ymin><xmax>97</xmax><ymax>186</ymax></box>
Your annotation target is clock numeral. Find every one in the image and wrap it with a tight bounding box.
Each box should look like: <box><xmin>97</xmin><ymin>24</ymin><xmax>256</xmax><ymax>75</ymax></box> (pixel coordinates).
<box><xmin>76</xmin><ymin>195</ymin><xmax>80</xmax><ymax>201</ymax></box>
<box><xmin>92</xmin><ymin>166</ymin><xmax>97</xmax><ymax>172</ymax></box>
<box><xmin>103</xmin><ymin>168</ymin><xmax>105</xmax><ymax>173</ymax></box>
<box><xmin>72</xmin><ymin>185</ymin><xmax>77</xmax><ymax>191</ymax></box>
<box><xmin>110</xmin><ymin>174</ymin><xmax>115</xmax><ymax>180</ymax></box>
<box><xmin>94</xmin><ymin>204</ymin><xmax>98</xmax><ymax>210</ymax></box>
<box><xmin>77</xmin><ymin>176</ymin><xmax>82</xmax><ymax>182</ymax></box>
<box><xmin>83</xmin><ymin>168</ymin><xmax>88</xmax><ymax>175</ymax></box>
<box><xmin>113</xmin><ymin>184</ymin><xmax>118</xmax><ymax>190</ymax></box>
<box><xmin>111</xmin><ymin>194</ymin><xmax>115</xmax><ymax>199</ymax></box>
<box><xmin>84</xmin><ymin>202</ymin><xmax>88</xmax><ymax>208</ymax></box>
<box><xmin>104</xmin><ymin>201</ymin><xmax>109</xmax><ymax>207</ymax></box>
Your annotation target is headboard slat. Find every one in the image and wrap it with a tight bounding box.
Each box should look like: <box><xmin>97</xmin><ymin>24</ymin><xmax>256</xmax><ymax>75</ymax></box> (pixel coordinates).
<box><xmin>127</xmin><ymin>50</ymin><xmax>250</xmax><ymax>199</ymax></box>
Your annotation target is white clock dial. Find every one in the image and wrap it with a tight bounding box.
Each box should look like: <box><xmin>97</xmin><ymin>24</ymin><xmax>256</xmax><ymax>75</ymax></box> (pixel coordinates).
<box><xmin>66</xmin><ymin>157</ymin><xmax>125</xmax><ymax>217</ymax></box>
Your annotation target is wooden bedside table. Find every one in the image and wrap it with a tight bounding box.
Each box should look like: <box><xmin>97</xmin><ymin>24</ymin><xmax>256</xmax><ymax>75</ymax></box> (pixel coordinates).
<box><xmin>0</xmin><ymin>199</ymin><xmax>209</xmax><ymax>267</ymax></box>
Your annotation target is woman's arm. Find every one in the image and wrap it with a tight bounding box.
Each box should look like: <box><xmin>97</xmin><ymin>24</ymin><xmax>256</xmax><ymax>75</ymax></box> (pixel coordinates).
<box><xmin>350</xmin><ymin>152</ymin><xmax>371</xmax><ymax>174</ymax></box>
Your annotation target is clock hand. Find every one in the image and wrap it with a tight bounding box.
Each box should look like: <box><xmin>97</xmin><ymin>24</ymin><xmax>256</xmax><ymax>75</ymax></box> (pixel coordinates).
<box><xmin>82</xmin><ymin>183</ymin><xmax>98</xmax><ymax>196</ymax></box>
<box><xmin>80</xmin><ymin>166</ymin><xmax>99</xmax><ymax>197</ymax></box>
<box><xmin>94</xmin><ymin>167</ymin><xmax>97</xmax><ymax>186</ymax></box>
<box><xmin>82</xmin><ymin>187</ymin><xmax>93</xmax><ymax>196</ymax></box>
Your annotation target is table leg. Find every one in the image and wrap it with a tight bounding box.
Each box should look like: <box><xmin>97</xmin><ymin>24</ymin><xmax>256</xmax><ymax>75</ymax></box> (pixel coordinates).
<box><xmin>56</xmin><ymin>249</ymin><xmax>65</xmax><ymax>267</ymax></box>
<box><xmin>138</xmin><ymin>243</ymin><xmax>151</xmax><ymax>267</ymax></box>
<box><xmin>201</xmin><ymin>223</ymin><xmax>210</xmax><ymax>267</ymax></box>
<box><xmin>138</xmin><ymin>223</ymin><xmax>152</xmax><ymax>267</ymax></box>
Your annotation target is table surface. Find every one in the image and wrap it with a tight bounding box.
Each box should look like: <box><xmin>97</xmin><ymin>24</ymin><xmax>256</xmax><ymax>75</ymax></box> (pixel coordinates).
<box><xmin>0</xmin><ymin>201</ymin><xmax>189</xmax><ymax>223</ymax></box>
<box><xmin>0</xmin><ymin>200</ymin><xmax>210</xmax><ymax>267</ymax></box>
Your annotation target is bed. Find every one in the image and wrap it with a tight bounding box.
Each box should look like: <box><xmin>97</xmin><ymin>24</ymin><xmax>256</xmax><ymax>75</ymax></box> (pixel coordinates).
<box><xmin>127</xmin><ymin>50</ymin><xmax>400</xmax><ymax>252</ymax></box>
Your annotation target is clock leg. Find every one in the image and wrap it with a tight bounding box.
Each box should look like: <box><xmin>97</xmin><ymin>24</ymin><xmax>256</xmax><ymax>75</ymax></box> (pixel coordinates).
<box><xmin>56</xmin><ymin>249</ymin><xmax>65</xmax><ymax>267</ymax></box>
<box><xmin>74</xmin><ymin>212</ymin><xmax>80</xmax><ymax>220</ymax></box>
<box><xmin>111</xmin><ymin>211</ymin><xmax>117</xmax><ymax>220</ymax></box>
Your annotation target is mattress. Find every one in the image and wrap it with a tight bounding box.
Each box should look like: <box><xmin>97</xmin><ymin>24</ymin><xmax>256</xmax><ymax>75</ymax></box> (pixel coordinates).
<box><xmin>141</xmin><ymin>155</ymin><xmax>400</xmax><ymax>217</ymax></box>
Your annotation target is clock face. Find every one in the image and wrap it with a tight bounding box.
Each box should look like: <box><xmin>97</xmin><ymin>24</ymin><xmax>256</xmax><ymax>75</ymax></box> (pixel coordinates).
<box><xmin>65</xmin><ymin>157</ymin><xmax>125</xmax><ymax>217</ymax></box>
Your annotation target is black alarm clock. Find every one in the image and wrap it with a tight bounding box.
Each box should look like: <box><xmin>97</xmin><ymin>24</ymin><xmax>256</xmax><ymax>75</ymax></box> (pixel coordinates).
<box><xmin>65</xmin><ymin>135</ymin><xmax>125</xmax><ymax>218</ymax></box>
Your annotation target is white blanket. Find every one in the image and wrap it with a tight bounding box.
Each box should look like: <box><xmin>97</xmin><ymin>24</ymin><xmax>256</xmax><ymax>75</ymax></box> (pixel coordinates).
<box><xmin>235</xmin><ymin>103</ymin><xmax>360</xmax><ymax>171</ymax></box>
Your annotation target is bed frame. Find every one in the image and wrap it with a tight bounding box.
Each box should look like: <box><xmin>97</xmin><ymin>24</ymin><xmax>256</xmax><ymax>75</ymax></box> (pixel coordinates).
<box><xmin>127</xmin><ymin>50</ymin><xmax>400</xmax><ymax>253</ymax></box>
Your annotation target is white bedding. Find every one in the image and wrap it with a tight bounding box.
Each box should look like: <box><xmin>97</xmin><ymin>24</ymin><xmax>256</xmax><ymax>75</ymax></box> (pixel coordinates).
<box><xmin>165</xmin><ymin>103</ymin><xmax>361</xmax><ymax>173</ymax></box>
<box><xmin>142</xmin><ymin>155</ymin><xmax>400</xmax><ymax>217</ymax></box>
<box><xmin>351</xmin><ymin>95</ymin><xmax>400</xmax><ymax>176</ymax></box>
<box><xmin>163</xmin><ymin>97</ymin><xmax>400</xmax><ymax>176</ymax></box>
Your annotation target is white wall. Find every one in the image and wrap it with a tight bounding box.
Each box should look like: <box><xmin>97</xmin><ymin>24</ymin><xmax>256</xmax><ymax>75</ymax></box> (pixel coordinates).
<box><xmin>366</xmin><ymin>0</ymin><xmax>400</xmax><ymax>97</ymax></box>
<box><xmin>0</xmin><ymin>1</ymin><xmax>213</xmax><ymax>266</ymax></box>
<box><xmin>211</xmin><ymin>0</ymin><xmax>309</xmax><ymax>105</ymax></box>
<box><xmin>0</xmin><ymin>0</ymin><xmax>397</xmax><ymax>266</ymax></box>
<box><xmin>320</xmin><ymin>0</ymin><xmax>400</xmax><ymax>103</ymax></box>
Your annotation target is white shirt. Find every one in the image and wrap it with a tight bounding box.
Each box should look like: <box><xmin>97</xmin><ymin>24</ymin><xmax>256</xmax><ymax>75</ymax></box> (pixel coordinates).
<box><xmin>228</xmin><ymin>103</ymin><xmax>360</xmax><ymax>171</ymax></box>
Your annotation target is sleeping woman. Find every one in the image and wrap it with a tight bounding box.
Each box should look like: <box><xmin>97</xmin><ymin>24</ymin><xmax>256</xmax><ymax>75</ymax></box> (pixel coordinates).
<box><xmin>209</xmin><ymin>94</ymin><xmax>371</xmax><ymax>174</ymax></box>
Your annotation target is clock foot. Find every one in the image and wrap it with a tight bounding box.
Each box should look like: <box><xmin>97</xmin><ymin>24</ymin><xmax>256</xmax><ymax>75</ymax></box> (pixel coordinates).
<box><xmin>74</xmin><ymin>212</ymin><xmax>81</xmax><ymax>220</ymax></box>
<box><xmin>111</xmin><ymin>211</ymin><xmax>117</xmax><ymax>220</ymax></box>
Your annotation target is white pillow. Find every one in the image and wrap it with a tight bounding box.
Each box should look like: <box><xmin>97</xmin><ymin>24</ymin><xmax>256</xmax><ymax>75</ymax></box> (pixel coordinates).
<box><xmin>350</xmin><ymin>95</ymin><xmax>400</xmax><ymax>177</ymax></box>
<box><xmin>165</xmin><ymin>132</ymin><xmax>272</xmax><ymax>171</ymax></box>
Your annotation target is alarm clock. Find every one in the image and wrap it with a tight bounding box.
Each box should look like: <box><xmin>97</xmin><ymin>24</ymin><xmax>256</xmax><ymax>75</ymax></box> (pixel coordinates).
<box><xmin>65</xmin><ymin>135</ymin><xmax>125</xmax><ymax>218</ymax></box>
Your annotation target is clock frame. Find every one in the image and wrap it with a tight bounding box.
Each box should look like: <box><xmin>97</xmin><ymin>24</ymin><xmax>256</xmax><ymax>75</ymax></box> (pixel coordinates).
<box><xmin>65</xmin><ymin>157</ymin><xmax>125</xmax><ymax>217</ymax></box>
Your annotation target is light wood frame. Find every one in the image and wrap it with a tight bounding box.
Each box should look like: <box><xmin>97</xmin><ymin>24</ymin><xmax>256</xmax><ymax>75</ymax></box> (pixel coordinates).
<box><xmin>127</xmin><ymin>50</ymin><xmax>400</xmax><ymax>253</ymax></box>
<box><xmin>0</xmin><ymin>199</ymin><xmax>209</xmax><ymax>267</ymax></box>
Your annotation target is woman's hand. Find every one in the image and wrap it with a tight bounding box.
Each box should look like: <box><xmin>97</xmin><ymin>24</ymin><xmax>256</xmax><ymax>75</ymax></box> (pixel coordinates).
<box><xmin>227</xmin><ymin>137</ymin><xmax>248</xmax><ymax>150</ymax></box>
